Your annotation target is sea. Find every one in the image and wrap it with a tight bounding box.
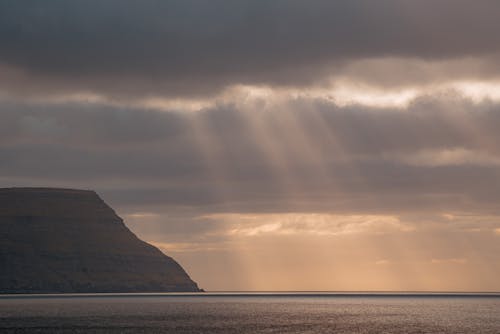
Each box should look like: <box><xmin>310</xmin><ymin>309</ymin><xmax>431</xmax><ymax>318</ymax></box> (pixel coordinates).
<box><xmin>1</xmin><ymin>293</ymin><xmax>499</xmax><ymax>333</ymax></box>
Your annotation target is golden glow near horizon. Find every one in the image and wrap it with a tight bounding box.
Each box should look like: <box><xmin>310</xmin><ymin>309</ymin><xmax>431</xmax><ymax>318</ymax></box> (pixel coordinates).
<box><xmin>127</xmin><ymin>210</ymin><xmax>500</xmax><ymax>292</ymax></box>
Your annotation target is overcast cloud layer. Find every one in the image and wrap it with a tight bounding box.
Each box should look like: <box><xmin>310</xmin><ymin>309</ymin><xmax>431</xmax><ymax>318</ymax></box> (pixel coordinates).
<box><xmin>2</xmin><ymin>0</ymin><xmax>500</xmax><ymax>99</ymax></box>
<box><xmin>1</xmin><ymin>96</ymin><xmax>500</xmax><ymax>216</ymax></box>
<box><xmin>2</xmin><ymin>1</ymin><xmax>500</xmax><ymax>290</ymax></box>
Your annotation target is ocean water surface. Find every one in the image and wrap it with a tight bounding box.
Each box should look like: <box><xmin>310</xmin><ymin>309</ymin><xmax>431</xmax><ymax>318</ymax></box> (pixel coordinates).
<box><xmin>1</xmin><ymin>293</ymin><xmax>499</xmax><ymax>333</ymax></box>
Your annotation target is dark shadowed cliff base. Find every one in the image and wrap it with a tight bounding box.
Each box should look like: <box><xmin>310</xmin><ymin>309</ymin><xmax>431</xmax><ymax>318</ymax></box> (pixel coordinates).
<box><xmin>0</xmin><ymin>187</ymin><xmax>200</xmax><ymax>293</ymax></box>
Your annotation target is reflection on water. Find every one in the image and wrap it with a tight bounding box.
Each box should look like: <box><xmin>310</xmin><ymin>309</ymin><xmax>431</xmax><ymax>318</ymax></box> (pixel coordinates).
<box><xmin>1</xmin><ymin>294</ymin><xmax>500</xmax><ymax>333</ymax></box>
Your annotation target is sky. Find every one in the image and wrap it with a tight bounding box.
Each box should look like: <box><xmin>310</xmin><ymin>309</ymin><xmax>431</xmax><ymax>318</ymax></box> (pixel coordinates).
<box><xmin>2</xmin><ymin>0</ymin><xmax>500</xmax><ymax>291</ymax></box>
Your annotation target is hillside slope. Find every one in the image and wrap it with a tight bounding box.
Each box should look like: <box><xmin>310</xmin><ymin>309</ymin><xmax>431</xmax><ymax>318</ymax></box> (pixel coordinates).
<box><xmin>0</xmin><ymin>187</ymin><xmax>200</xmax><ymax>293</ymax></box>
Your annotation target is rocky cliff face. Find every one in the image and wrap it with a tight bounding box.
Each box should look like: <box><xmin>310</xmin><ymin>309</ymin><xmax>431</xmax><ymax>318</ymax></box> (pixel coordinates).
<box><xmin>0</xmin><ymin>188</ymin><xmax>200</xmax><ymax>293</ymax></box>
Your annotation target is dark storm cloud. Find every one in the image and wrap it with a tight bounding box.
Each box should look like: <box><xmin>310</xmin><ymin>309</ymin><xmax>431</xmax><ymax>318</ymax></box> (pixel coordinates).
<box><xmin>1</xmin><ymin>1</ymin><xmax>500</xmax><ymax>97</ymax></box>
<box><xmin>2</xmin><ymin>96</ymin><xmax>500</xmax><ymax>215</ymax></box>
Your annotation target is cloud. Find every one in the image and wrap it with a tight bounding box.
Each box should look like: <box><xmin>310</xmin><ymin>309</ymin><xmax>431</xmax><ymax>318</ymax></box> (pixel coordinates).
<box><xmin>2</xmin><ymin>94</ymin><xmax>500</xmax><ymax>217</ymax></box>
<box><xmin>2</xmin><ymin>1</ymin><xmax>500</xmax><ymax>99</ymax></box>
<box><xmin>430</xmin><ymin>258</ymin><xmax>468</xmax><ymax>265</ymax></box>
<box><xmin>208</xmin><ymin>213</ymin><xmax>414</xmax><ymax>237</ymax></box>
<box><xmin>384</xmin><ymin>148</ymin><xmax>500</xmax><ymax>167</ymax></box>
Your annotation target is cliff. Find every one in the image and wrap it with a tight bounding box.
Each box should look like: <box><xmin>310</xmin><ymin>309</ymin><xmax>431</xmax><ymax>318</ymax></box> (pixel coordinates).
<box><xmin>0</xmin><ymin>187</ymin><xmax>200</xmax><ymax>293</ymax></box>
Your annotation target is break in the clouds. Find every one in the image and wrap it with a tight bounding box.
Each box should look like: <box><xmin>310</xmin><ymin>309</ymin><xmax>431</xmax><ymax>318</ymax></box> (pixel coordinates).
<box><xmin>2</xmin><ymin>1</ymin><xmax>500</xmax><ymax>291</ymax></box>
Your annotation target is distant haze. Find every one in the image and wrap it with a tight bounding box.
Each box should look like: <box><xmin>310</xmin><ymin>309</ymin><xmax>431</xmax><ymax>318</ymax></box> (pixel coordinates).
<box><xmin>1</xmin><ymin>1</ymin><xmax>500</xmax><ymax>291</ymax></box>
